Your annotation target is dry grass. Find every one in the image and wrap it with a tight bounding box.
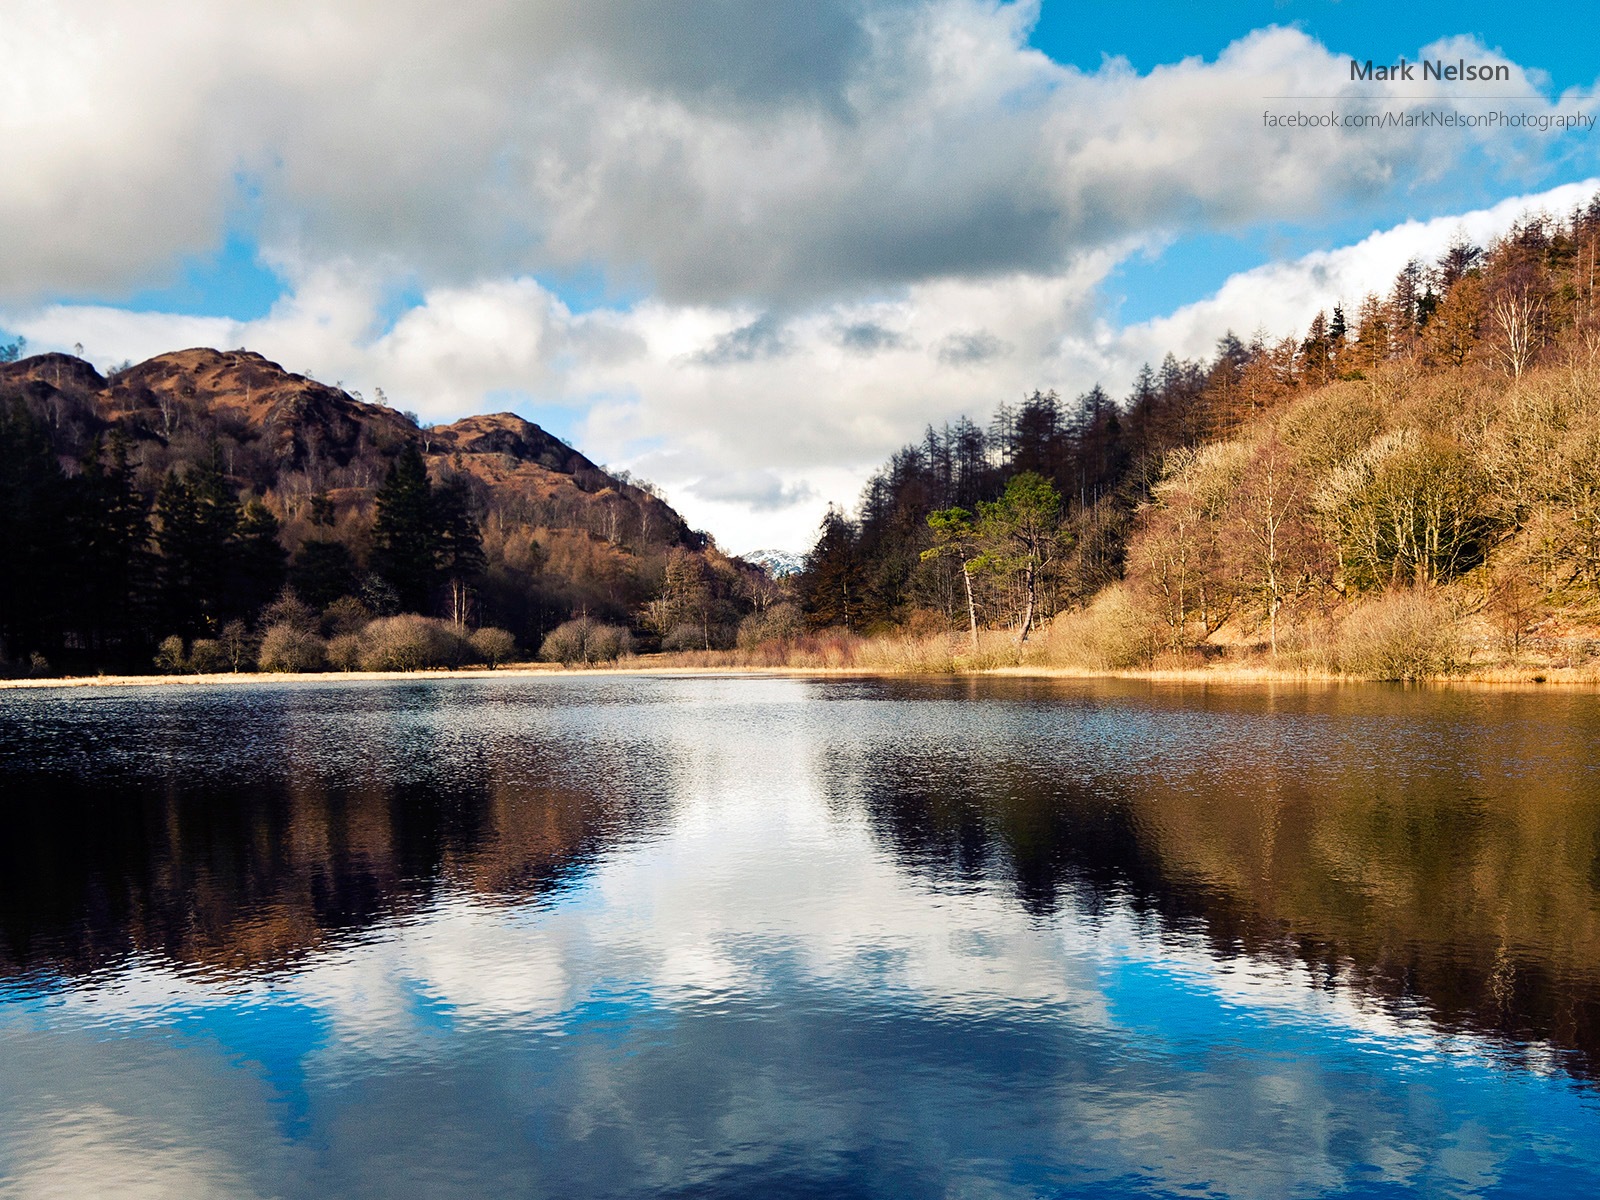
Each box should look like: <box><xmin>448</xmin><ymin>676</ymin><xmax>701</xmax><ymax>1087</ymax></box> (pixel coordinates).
<box><xmin>8</xmin><ymin>653</ymin><xmax>1600</xmax><ymax>691</ymax></box>
<box><xmin>9</xmin><ymin>587</ymin><xmax>1600</xmax><ymax>689</ymax></box>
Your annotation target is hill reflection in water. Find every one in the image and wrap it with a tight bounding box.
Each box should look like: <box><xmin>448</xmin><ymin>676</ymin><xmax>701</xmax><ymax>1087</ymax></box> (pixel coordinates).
<box><xmin>857</xmin><ymin>678</ymin><xmax>1600</xmax><ymax>1080</ymax></box>
<box><xmin>0</xmin><ymin>679</ymin><xmax>674</xmax><ymax>978</ymax></box>
<box><xmin>1</xmin><ymin>675</ymin><xmax>1599</xmax><ymax>1197</ymax></box>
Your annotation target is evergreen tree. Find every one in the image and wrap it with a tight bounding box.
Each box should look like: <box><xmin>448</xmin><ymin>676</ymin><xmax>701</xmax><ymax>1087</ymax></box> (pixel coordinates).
<box><xmin>70</xmin><ymin>433</ymin><xmax>151</xmax><ymax>663</ymax></box>
<box><xmin>922</xmin><ymin>506</ymin><xmax>981</xmax><ymax>650</ymax></box>
<box><xmin>1300</xmin><ymin>312</ymin><xmax>1331</xmax><ymax>385</ymax></box>
<box><xmin>0</xmin><ymin>399</ymin><xmax>68</xmax><ymax>664</ymax></box>
<box><xmin>972</xmin><ymin>472</ymin><xmax>1070</xmax><ymax>644</ymax></box>
<box><xmin>154</xmin><ymin>459</ymin><xmax>240</xmax><ymax>637</ymax></box>
<box><xmin>1011</xmin><ymin>390</ymin><xmax>1065</xmax><ymax>483</ymax></box>
<box><xmin>371</xmin><ymin>442</ymin><xmax>439</xmax><ymax>613</ymax></box>
<box><xmin>434</xmin><ymin>476</ymin><xmax>486</xmax><ymax>626</ymax></box>
<box><xmin>231</xmin><ymin>499</ymin><xmax>288</xmax><ymax>618</ymax></box>
<box><xmin>800</xmin><ymin>507</ymin><xmax>866</xmax><ymax>631</ymax></box>
<box><xmin>291</xmin><ymin>539</ymin><xmax>359</xmax><ymax>610</ymax></box>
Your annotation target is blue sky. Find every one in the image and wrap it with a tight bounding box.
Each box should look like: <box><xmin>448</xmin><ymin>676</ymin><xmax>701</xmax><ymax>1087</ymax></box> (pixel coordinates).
<box><xmin>3</xmin><ymin>0</ymin><xmax>1597</xmax><ymax>550</ymax></box>
<box><xmin>1033</xmin><ymin>0</ymin><xmax>1600</xmax><ymax>323</ymax></box>
<box><xmin>1033</xmin><ymin>0</ymin><xmax>1595</xmax><ymax>89</ymax></box>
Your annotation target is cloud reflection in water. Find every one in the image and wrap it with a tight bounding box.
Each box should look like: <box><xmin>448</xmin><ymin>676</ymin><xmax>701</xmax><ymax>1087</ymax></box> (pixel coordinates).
<box><xmin>1</xmin><ymin>675</ymin><xmax>1598</xmax><ymax>1198</ymax></box>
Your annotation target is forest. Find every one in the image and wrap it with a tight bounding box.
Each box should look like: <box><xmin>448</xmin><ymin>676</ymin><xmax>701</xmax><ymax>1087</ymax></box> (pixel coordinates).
<box><xmin>789</xmin><ymin>192</ymin><xmax>1600</xmax><ymax>677</ymax></box>
<box><xmin>0</xmin><ymin>348</ymin><xmax>769</xmax><ymax>675</ymax></box>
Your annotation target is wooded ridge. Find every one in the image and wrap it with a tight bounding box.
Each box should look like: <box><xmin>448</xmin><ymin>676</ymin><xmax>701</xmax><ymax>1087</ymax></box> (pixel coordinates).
<box><xmin>0</xmin><ymin>347</ymin><xmax>770</xmax><ymax>675</ymax></box>
<box><xmin>787</xmin><ymin>194</ymin><xmax>1600</xmax><ymax>679</ymax></box>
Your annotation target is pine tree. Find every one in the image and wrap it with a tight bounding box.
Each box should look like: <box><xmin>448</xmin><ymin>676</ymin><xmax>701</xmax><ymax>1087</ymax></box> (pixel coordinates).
<box><xmin>971</xmin><ymin>472</ymin><xmax>1070</xmax><ymax>644</ymax></box>
<box><xmin>154</xmin><ymin>457</ymin><xmax>240</xmax><ymax>637</ymax></box>
<box><xmin>434</xmin><ymin>476</ymin><xmax>486</xmax><ymax>627</ymax></box>
<box><xmin>1299</xmin><ymin>311</ymin><xmax>1331</xmax><ymax>386</ymax></box>
<box><xmin>922</xmin><ymin>507</ymin><xmax>981</xmax><ymax>650</ymax></box>
<box><xmin>290</xmin><ymin>540</ymin><xmax>358</xmax><ymax>610</ymax></box>
<box><xmin>371</xmin><ymin>442</ymin><xmax>439</xmax><ymax>613</ymax></box>
<box><xmin>800</xmin><ymin>507</ymin><xmax>866</xmax><ymax>631</ymax></box>
<box><xmin>0</xmin><ymin>399</ymin><xmax>69</xmax><ymax>664</ymax></box>
<box><xmin>232</xmin><ymin>499</ymin><xmax>288</xmax><ymax>618</ymax></box>
<box><xmin>70</xmin><ymin>432</ymin><xmax>151</xmax><ymax>662</ymax></box>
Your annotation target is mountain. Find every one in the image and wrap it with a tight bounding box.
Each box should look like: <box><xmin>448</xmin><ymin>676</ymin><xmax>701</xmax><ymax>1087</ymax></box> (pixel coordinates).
<box><xmin>741</xmin><ymin>549</ymin><xmax>805</xmax><ymax>577</ymax></box>
<box><xmin>4</xmin><ymin>347</ymin><xmax>695</xmax><ymax>544</ymax></box>
<box><xmin>0</xmin><ymin>347</ymin><xmax>763</xmax><ymax>671</ymax></box>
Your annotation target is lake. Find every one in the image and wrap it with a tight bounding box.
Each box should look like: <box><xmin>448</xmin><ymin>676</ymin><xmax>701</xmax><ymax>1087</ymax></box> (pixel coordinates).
<box><xmin>2</xmin><ymin>674</ymin><xmax>1599</xmax><ymax>1198</ymax></box>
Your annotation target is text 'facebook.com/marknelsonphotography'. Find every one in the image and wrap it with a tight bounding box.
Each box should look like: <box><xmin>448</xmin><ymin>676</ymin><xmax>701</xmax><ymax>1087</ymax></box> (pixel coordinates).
<box><xmin>1263</xmin><ymin>109</ymin><xmax>1595</xmax><ymax>131</ymax></box>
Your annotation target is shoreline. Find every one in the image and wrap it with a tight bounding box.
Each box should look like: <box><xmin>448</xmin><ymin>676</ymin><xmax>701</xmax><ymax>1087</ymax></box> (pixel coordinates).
<box><xmin>2</xmin><ymin>660</ymin><xmax>1597</xmax><ymax>692</ymax></box>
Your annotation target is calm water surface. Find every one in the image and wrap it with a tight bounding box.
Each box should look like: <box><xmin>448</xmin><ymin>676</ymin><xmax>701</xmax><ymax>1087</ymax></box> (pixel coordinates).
<box><xmin>2</xmin><ymin>675</ymin><xmax>1599</xmax><ymax>1197</ymax></box>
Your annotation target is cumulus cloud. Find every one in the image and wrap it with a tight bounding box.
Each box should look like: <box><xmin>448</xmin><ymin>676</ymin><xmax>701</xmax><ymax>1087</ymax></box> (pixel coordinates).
<box><xmin>683</xmin><ymin>469</ymin><xmax>817</xmax><ymax>512</ymax></box>
<box><xmin>1</xmin><ymin>2</ymin><xmax>1587</xmax><ymax>306</ymax></box>
<box><xmin>1105</xmin><ymin>178</ymin><xmax>1600</xmax><ymax>376</ymax></box>
<box><xmin>937</xmin><ymin>330</ymin><xmax>1011</xmax><ymax>365</ymax></box>
<box><xmin>11</xmin><ymin>180</ymin><xmax>1596</xmax><ymax>553</ymax></box>
<box><xmin>7</xmin><ymin>680</ymin><xmax>1552</xmax><ymax>1198</ymax></box>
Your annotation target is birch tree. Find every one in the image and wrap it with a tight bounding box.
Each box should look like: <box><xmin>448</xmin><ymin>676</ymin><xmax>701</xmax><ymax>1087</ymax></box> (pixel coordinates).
<box><xmin>921</xmin><ymin>506</ymin><xmax>981</xmax><ymax>651</ymax></box>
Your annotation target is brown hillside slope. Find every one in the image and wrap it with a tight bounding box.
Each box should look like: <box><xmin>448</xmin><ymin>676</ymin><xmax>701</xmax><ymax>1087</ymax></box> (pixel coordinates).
<box><xmin>0</xmin><ymin>347</ymin><xmax>697</xmax><ymax>553</ymax></box>
<box><xmin>0</xmin><ymin>348</ymin><xmax>728</xmax><ymax>646</ymax></box>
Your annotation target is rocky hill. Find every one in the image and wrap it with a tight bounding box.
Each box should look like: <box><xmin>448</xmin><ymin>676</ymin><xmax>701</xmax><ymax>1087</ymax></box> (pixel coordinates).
<box><xmin>1</xmin><ymin>347</ymin><xmax>695</xmax><ymax>549</ymax></box>
<box><xmin>0</xmin><ymin>347</ymin><xmax>755</xmax><ymax>669</ymax></box>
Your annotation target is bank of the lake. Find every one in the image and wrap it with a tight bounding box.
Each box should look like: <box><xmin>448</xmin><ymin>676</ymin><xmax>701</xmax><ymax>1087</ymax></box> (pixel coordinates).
<box><xmin>5</xmin><ymin>658</ymin><xmax>1599</xmax><ymax>691</ymax></box>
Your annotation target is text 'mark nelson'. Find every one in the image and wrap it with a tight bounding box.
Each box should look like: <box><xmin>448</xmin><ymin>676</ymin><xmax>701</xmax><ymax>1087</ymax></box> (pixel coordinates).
<box><xmin>1350</xmin><ymin>58</ymin><xmax>1511</xmax><ymax>82</ymax></box>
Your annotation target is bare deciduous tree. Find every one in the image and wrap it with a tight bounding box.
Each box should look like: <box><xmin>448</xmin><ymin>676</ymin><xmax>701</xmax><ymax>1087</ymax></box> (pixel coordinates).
<box><xmin>1488</xmin><ymin>287</ymin><xmax>1546</xmax><ymax>379</ymax></box>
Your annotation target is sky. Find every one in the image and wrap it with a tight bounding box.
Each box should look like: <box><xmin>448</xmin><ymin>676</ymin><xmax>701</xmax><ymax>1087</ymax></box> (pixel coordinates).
<box><xmin>2</xmin><ymin>1</ymin><xmax>1598</xmax><ymax>553</ymax></box>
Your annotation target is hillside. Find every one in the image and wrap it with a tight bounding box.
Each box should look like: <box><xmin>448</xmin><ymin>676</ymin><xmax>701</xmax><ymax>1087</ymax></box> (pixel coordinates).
<box><xmin>788</xmin><ymin>197</ymin><xmax>1600</xmax><ymax>679</ymax></box>
<box><xmin>1</xmin><ymin>347</ymin><xmax>692</xmax><ymax>545</ymax></box>
<box><xmin>0</xmin><ymin>348</ymin><xmax>761</xmax><ymax>674</ymax></box>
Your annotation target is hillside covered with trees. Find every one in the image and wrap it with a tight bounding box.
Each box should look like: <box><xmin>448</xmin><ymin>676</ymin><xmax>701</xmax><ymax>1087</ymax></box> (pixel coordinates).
<box><xmin>0</xmin><ymin>348</ymin><xmax>769</xmax><ymax>675</ymax></box>
<box><xmin>8</xmin><ymin>194</ymin><xmax>1600</xmax><ymax>681</ymax></box>
<box><xmin>791</xmin><ymin>194</ymin><xmax>1600</xmax><ymax>677</ymax></box>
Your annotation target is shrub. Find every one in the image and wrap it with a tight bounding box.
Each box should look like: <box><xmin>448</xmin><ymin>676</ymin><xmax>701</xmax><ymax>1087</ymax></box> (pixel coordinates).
<box><xmin>539</xmin><ymin>617</ymin><xmax>634</xmax><ymax>665</ymax></box>
<box><xmin>1035</xmin><ymin>586</ymin><xmax>1159</xmax><ymax>669</ymax></box>
<box><xmin>539</xmin><ymin>620</ymin><xmax>585</xmax><ymax>665</ymax></box>
<box><xmin>469</xmin><ymin>626</ymin><xmax>518</xmax><ymax>668</ymax></box>
<box><xmin>154</xmin><ymin>635</ymin><xmax>186</xmax><ymax>674</ymax></box>
<box><xmin>260</xmin><ymin>589</ymin><xmax>319</xmax><ymax>634</ymax></box>
<box><xmin>326</xmin><ymin>632</ymin><xmax>364</xmax><ymax>671</ymax></box>
<box><xmin>258</xmin><ymin>622</ymin><xmax>328</xmax><ymax>673</ymax></box>
<box><xmin>587</xmin><ymin>623</ymin><xmax>634</xmax><ymax>662</ymax></box>
<box><xmin>660</xmin><ymin>622</ymin><xmax>708</xmax><ymax>652</ymax></box>
<box><xmin>736</xmin><ymin>603</ymin><xmax>803</xmax><ymax>650</ymax></box>
<box><xmin>188</xmin><ymin>638</ymin><xmax>230</xmax><ymax>674</ymax></box>
<box><xmin>357</xmin><ymin>615</ymin><xmax>471</xmax><ymax>671</ymax></box>
<box><xmin>1274</xmin><ymin>615</ymin><xmax>1338</xmax><ymax>674</ymax></box>
<box><xmin>1336</xmin><ymin>590</ymin><xmax>1462</xmax><ymax>679</ymax></box>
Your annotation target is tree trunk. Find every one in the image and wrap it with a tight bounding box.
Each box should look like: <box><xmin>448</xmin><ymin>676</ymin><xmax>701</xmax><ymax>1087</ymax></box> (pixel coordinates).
<box><xmin>961</xmin><ymin>559</ymin><xmax>979</xmax><ymax>652</ymax></box>
<box><xmin>1017</xmin><ymin>564</ymin><xmax>1036</xmax><ymax>646</ymax></box>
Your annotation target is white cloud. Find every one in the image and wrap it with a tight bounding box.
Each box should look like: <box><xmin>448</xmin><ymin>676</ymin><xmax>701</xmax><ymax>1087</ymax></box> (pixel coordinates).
<box><xmin>1108</xmin><ymin>178</ymin><xmax>1600</xmax><ymax>372</ymax></box>
<box><xmin>1</xmin><ymin>2</ymin><xmax>1588</xmax><ymax>307</ymax></box>
<box><xmin>10</xmin><ymin>677</ymin><xmax>1549</xmax><ymax>1200</ymax></box>
<box><xmin>11</xmin><ymin>180</ymin><xmax>1598</xmax><ymax>554</ymax></box>
<box><xmin>1</xmin><ymin>1104</ymin><xmax>269</xmax><ymax>1200</ymax></box>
